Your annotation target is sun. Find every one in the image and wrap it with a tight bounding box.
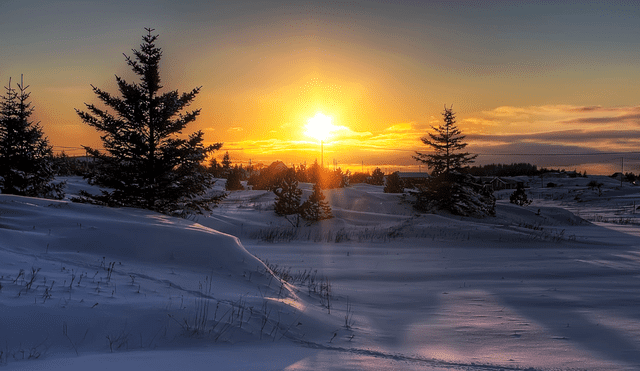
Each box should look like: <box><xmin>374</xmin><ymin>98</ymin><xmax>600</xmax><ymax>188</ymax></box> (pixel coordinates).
<box><xmin>305</xmin><ymin>112</ymin><xmax>336</xmax><ymax>142</ymax></box>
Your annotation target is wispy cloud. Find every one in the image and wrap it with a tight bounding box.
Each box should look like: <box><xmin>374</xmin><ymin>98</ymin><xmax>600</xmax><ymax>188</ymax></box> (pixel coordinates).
<box><xmin>562</xmin><ymin>114</ymin><xmax>640</xmax><ymax>125</ymax></box>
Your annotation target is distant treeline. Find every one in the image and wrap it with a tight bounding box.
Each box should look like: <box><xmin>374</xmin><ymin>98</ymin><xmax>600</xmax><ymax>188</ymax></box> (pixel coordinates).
<box><xmin>462</xmin><ymin>163</ymin><xmax>585</xmax><ymax>177</ymax></box>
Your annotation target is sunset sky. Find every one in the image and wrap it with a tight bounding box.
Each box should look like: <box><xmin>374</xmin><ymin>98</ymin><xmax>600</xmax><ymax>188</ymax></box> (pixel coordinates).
<box><xmin>1</xmin><ymin>0</ymin><xmax>639</xmax><ymax>174</ymax></box>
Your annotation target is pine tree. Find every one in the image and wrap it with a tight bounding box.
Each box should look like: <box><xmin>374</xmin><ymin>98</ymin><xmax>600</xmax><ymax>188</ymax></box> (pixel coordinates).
<box><xmin>414</xmin><ymin>172</ymin><xmax>495</xmax><ymax>217</ymax></box>
<box><xmin>509</xmin><ymin>183</ymin><xmax>532</xmax><ymax>206</ymax></box>
<box><xmin>0</xmin><ymin>76</ymin><xmax>64</xmax><ymax>198</ymax></box>
<box><xmin>273</xmin><ymin>168</ymin><xmax>302</xmax><ymax>215</ymax></box>
<box><xmin>221</xmin><ymin>151</ymin><xmax>232</xmax><ymax>178</ymax></box>
<box><xmin>208</xmin><ymin>158</ymin><xmax>221</xmax><ymax>177</ymax></box>
<box><xmin>369</xmin><ymin>167</ymin><xmax>385</xmax><ymax>185</ymax></box>
<box><xmin>225</xmin><ymin>165</ymin><xmax>244</xmax><ymax>191</ymax></box>
<box><xmin>384</xmin><ymin>171</ymin><xmax>404</xmax><ymax>193</ymax></box>
<box><xmin>75</xmin><ymin>28</ymin><xmax>222</xmax><ymax>215</ymax></box>
<box><xmin>413</xmin><ymin>105</ymin><xmax>477</xmax><ymax>176</ymax></box>
<box><xmin>300</xmin><ymin>182</ymin><xmax>332</xmax><ymax>221</ymax></box>
<box><xmin>411</xmin><ymin>105</ymin><xmax>493</xmax><ymax>217</ymax></box>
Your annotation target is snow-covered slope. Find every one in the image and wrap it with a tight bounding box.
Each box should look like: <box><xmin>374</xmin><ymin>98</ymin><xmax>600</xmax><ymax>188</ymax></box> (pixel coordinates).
<box><xmin>0</xmin><ymin>194</ymin><xmax>343</xmax><ymax>369</ymax></box>
<box><xmin>2</xmin><ymin>175</ymin><xmax>640</xmax><ymax>370</ymax></box>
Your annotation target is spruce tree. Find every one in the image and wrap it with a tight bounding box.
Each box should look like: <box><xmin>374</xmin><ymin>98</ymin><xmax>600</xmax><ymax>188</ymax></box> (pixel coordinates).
<box><xmin>509</xmin><ymin>183</ymin><xmax>532</xmax><ymax>206</ymax></box>
<box><xmin>412</xmin><ymin>105</ymin><xmax>494</xmax><ymax>217</ymax></box>
<box><xmin>221</xmin><ymin>151</ymin><xmax>232</xmax><ymax>178</ymax></box>
<box><xmin>225</xmin><ymin>165</ymin><xmax>244</xmax><ymax>191</ymax></box>
<box><xmin>0</xmin><ymin>76</ymin><xmax>64</xmax><ymax>198</ymax></box>
<box><xmin>273</xmin><ymin>168</ymin><xmax>302</xmax><ymax>215</ymax></box>
<box><xmin>369</xmin><ymin>167</ymin><xmax>385</xmax><ymax>185</ymax></box>
<box><xmin>414</xmin><ymin>105</ymin><xmax>477</xmax><ymax>176</ymax></box>
<box><xmin>300</xmin><ymin>181</ymin><xmax>332</xmax><ymax>221</ymax></box>
<box><xmin>384</xmin><ymin>171</ymin><xmax>404</xmax><ymax>193</ymax></box>
<box><xmin>76</xmin><ymin>28</ymin><xmax>222</xmax><ymax>215</ymax></box>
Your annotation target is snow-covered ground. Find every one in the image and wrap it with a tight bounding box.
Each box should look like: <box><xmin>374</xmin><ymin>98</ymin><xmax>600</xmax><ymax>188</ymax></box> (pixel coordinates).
<box><xmin>2</xmin><ymin>175</ymin><xmax>640</xmax><ymax>370</ymax></box>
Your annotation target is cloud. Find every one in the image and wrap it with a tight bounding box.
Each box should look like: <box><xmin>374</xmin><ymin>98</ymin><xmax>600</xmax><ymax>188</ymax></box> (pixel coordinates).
<box><xmin>468</xmin><ymin>129</ymin><xmax>640</xmax><ymax>144</ymax></box>
<box><xmin>562</xmin><ymin>114</ymin><xmax>640</xmax><ymax>125</ymax></box>
<box><xmin>227</xmin><ymin>127</ymin><xmax>244</xmax><ymax>132</ymax></box>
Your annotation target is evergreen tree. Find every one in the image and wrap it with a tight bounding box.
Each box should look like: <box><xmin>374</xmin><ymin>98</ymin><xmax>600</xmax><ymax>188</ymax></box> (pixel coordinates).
<box><xmin>273</xmin><ymin>168</ymin><xmax>302</xmax><ymax>215</ymax></box>
<box><xmin>225</xmin><ymin>165</ymin><xmax>244</xmax><ymax>191</ymax></box>
<box><xmin>414</xmin><ymin>172</ymin><xmax>495</xmax><ymax>217</ymax></box>
<box><xmin>221</xmin><ymin>151</ymin><xmax>232</xmax><ymax>177</ymax></box>
<box><xmin>75</xmin><ymin>28</ymin><xmax>222</xmax><ymax>215</ymax></box>
<box><xmin>384</xmin><ymin>171</ymin><xmax>404</xmax><ymax>193</ymax></box>
<box><xmin>509</xmin><ymin>183</ymin><xmax>532</xmax><ymax>206</ymax></box>
<box><xmin>208</xmin><ymin>158</ymin><xmax>221</xmax><ymax>177</ymax></box>
<box><xmin>300</xmin><ymin>181</ymin><xmax>332</xmax><ymax>221</ymax></box>
<box><xmin>369</xmin><ymin>167</ymin><xmax>385</xmax><ymax>185</ymax></box>
<box><xmin>0</xmin><ymin>76</ymin><xmax>64</xmax><ymax>198</ymax></box>
<box><xmin>414</xmin><ymin>105</ymin><xmax>477</xmax><ymax>176</ymax></box>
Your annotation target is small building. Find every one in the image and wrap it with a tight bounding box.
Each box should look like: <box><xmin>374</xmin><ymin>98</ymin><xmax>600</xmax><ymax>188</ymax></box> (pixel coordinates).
<box><xmin>397</xmin><ymin>172</ymin><xmax>430</xmax><ymax>187</ymax></box>
<box><xmin>487</xmin><ymin>177</ymin><xmax>521</xmax><ymax>191</ymax></box>
<box><xmin>267</xmin><ymin>161</ymin><xmax>288</xmax><ymax>175</ymax></box>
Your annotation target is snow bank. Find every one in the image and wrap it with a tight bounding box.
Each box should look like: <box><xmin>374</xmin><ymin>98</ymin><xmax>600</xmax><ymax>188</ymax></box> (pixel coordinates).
<box><xmin>0</xmin><ymin>195</ymin><xmax>258</xmax><ymax>272</ymax></box>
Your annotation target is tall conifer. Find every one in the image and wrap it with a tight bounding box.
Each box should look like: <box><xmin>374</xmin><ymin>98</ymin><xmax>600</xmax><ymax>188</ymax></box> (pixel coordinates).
<box><xmin>76</xmin><ymin>28</ymin><xmax>222</xmax><ymax>215</ymax></box>
<box><xmin>0</xmin><ymin>76</ymin><xmax>63</xmax><ymax>198</ymax></box>
<box><xmin>414</xmin><ymin>105</ymin><xmax>477</xmax><ymax>176</ymax></box>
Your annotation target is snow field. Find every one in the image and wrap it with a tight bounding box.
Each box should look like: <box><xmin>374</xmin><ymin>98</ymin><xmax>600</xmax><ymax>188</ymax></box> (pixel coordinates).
<box><xmin>1</xmin><ymin>174</ymin><xmax>640</xmax><ymax>370</ymax></box>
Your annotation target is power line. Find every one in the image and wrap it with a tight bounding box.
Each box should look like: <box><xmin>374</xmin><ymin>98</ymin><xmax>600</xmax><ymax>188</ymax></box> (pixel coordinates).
<box><xmin>475</xmin><ymin>152</ymin><xmax>640</xmax><ymax>156</ymax></box>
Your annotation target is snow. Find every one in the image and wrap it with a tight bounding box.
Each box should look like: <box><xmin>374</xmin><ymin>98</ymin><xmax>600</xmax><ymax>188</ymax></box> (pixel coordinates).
<box><xmin>2</xmin><ymin>175</ymin><xmax>640</xmax><ymax>370</ymax></box>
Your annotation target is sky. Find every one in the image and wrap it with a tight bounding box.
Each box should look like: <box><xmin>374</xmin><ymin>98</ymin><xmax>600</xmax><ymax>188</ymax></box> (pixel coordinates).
<box><xmin>1</xmin><ymin>0</ymin><xmax>639</xmax><ymax>174</ymax></box>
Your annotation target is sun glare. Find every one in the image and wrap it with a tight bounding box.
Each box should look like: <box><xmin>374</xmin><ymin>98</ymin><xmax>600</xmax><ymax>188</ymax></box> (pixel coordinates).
<box><xmin>305</xmin><ymin>112</ymin><xmax>336</xmax><ymax>142</ymax></box>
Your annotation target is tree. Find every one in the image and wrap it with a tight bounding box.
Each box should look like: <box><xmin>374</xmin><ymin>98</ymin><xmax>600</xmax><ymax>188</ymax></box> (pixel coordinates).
<box><xmin>0</xmin><ymin>76</ymin><xmax>64</xmax><ymax>198</ymax></box>
<box><xmin>225</xmin><ymin>165</ymin><xmax>244</xmax><ymax>191</ymax></box>
<box><xmin>368</xmin><ymin>167</ymin><xmax>385</xmax><ymax>185</ymax></box>
<box><xmin>75</xmin><ymin>28</ymin><xmax>222</xmax><ymax>215</ymax></box>
<box><xmin>273</xmin><ymin>168</ymin><xmax>302</xmax><ymax>215</ymax></box>
<box><xmin>384</xmin><ymin>172</ymin><xmax>404</xmax><ymax>193</ymax></box>
<box><xmin>300</xmin><ymin>181</ymin><xmax>333</xmax><ymax>221</ymax></box>
<box><xmin>410</xmin><ymin>105</ymin><xmax>493</xmax><ymax>217</ymax></box>
<box><xmin>509</xmin><ymin>183</ymin><xmax>532</xmax><ymax>206</ymax></box>
<box><xmin>221</xmin><ymin>151</ymin><xmax>232</xmax><ymax>178</ymax></box>
<box><xmin>587</xmin><ymin>180</ymin><xmax>603</xmax><ymax>196</ymax></box>
<box><xmin>414</xmin><ymin>172</ymin><xmax>495</xmax><ymax>217</ymax></box>
<box><xmin>208</xmin><ymin>158</ymin><xmax>221</xmax><ymax>177</ymax></box>
<box><xmin>414</xmin><ymin>105</ymin><xmax>477</xmax><ymax>176</ymax></box>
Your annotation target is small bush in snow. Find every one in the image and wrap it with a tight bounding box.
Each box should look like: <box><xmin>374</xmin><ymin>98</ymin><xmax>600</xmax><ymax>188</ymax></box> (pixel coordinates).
<box><xmin>510</xmin><ymin>184</ymin><xmax>532</xmax><ymax>206</ymax></box>
<box><xmin>273</xmin><ymin>168</ymin><xmax>301</xmax><ymax>216</ymax></box>
<box><xmin>300</xmin><ymin>182</ymin><xmax>333</xmax><ymax>221</ymax></box>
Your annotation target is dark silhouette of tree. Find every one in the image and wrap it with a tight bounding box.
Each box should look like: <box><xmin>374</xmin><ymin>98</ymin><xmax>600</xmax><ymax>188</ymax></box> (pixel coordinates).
<box><xmin>414</xmin><ymin>105</ymin><xmax>477</xmax><ymax>176</ymax></box>
<box><xmin>587</xmin><ymin>180</ymin><xmax>603</xmax><ymax>196</ymax></box>
<box><xmin>349</xmin><ymin>171</ymin><xmax>369</xmax><ymax>184</ymax></box>
<box><xmin>414</xmin><ymin>172</ymin><xmax>495</xmax><ymax>217</ymax></box>
<box><xmin>368</xmin><ymin>167</ymin><xmax>385</xmax><ymax>185</ymax></box>
<box><xmin>412</xmin><ymin>105</ymin><xmax>493</xmax><ymax>217</ymax></box>
<box><xmin>75</xmin><ymin>28</ymin><xmax>222</xmax><ymax>215</ymax></box>
<box><xmin>208</xmin><ymin>158</ymin><xmax>222</xmax><ymax>177</ymax></box>
<box><xmin>0</xmin><ymin>76</ymin><xmax>64</xmax><ymax>198</ymax></box>
<box><xmin>384</xmin><ymin>171</ymin><xmax>404</xmax><ymax>193</ymax></box>
<box><xmin>273</xmin><ymin>168</ymin><xmax>302</xmax><ymax>215</ymax></box>
<box><xmin>221</xmin><ymin>151</ymin><xmax>232</xmax><ymax>178</ymax></box>
<box><xmin>225</xmin><ymin>165</ymin><xmax>244</xmax><ymax>191</ymax></box>
<box><xmin>300</xmin><ymin>182</ymin><xmax>332</xmax><ymax>221</ymax></box>
<box><xmin>509</xmin><ymin>183</ymin><xmax>532</xmax><ymax>206</ymax></box>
